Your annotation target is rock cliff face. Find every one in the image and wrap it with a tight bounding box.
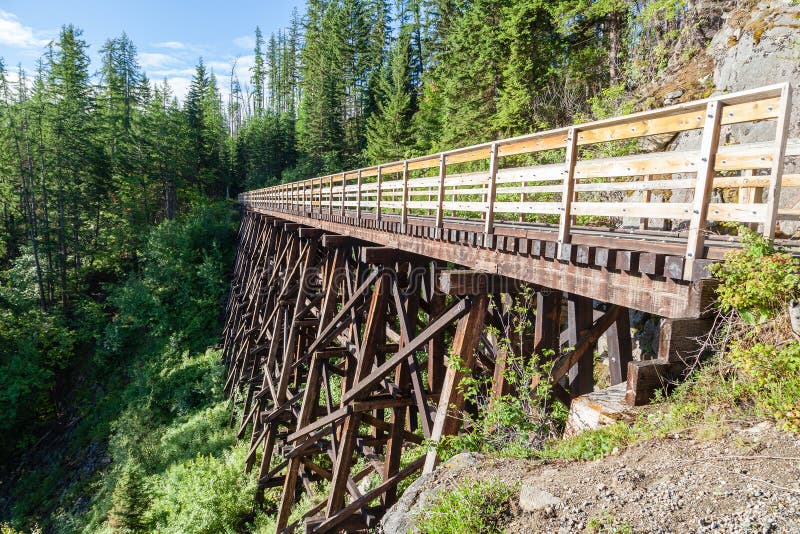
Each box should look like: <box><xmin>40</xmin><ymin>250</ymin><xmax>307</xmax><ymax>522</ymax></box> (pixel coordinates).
<box><xmin>711</xmin><ymin>1</ymin><xmax>800</xmax><ymax>233</ymax></box>
<box><xmin>629</xmin><ymin>1</ymin><xmax>800</xmax><ymax>234</ymax></box>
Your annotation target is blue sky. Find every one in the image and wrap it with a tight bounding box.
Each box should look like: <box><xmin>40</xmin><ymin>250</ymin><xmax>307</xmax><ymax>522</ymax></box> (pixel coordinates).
<box><xmin>0</xmin><ymin>0</ymin><xmax>305</xmax><ymax>100</ymax></box>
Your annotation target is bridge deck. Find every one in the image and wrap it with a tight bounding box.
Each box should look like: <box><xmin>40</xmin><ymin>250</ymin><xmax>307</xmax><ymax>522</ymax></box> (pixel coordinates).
<box><xmin>241</xmin><ymin>83</ymin><xmax>799</xmax><ymax>319</ymax></box>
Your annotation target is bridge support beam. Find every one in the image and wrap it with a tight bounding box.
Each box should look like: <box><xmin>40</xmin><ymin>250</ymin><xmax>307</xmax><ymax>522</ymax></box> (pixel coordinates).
<box><xmin>222</xmin><ymin>209</ymin><xmax>643</xmax><ymax>533</ymax></box>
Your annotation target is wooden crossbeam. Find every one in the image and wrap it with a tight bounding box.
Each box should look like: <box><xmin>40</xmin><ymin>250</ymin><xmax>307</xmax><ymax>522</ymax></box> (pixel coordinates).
<box><xmin>423</xmin><ymin>293</ymin><xmax>489</xmax><ymax>474</ymax></box>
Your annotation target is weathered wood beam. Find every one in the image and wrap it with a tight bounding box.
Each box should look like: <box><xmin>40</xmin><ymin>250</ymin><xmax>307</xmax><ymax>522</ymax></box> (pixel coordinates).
<box><xmin>438</xmin><ymin>270</ymin><xmax>522</xmax><ymax>295</ymax></box>
<box><xmin>423</xmin><ymin>293</ymin><xmax>489</xmax><ymax>474</ymax></box>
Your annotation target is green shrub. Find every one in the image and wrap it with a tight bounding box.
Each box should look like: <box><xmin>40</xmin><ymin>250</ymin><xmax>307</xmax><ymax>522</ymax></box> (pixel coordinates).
<box><xmin>108</xmin><ymin>461</ymin><xmax>150</xmax><ymax>533</ymax></box>
<box><xmin>711</xmin><ymin>229</ymin><xmax>799</xmax><ymax>320</ymax></box>
<box><xmin>676</xmin><ymin>228</ymin><xmax>800</xmax><ymax>433</ymax></box>
<box><xmin>430</xmin><ymin>286</ymin><xmax>568</xmax><ymax>461</ymax></box>
<box><xmin>147</xmin><ymin>446</ymin><xmax>258</xmax><ymax>534</ymax></box>
<box><xmin>414</xmin><ymin>479</ymin><xmax>514</xmax><ymax>534</ymax></box>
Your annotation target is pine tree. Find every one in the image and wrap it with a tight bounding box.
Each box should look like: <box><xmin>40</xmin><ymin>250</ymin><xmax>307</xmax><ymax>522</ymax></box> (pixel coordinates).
<box><xmin>494</xmin><ymin>0</ymin><xmax>562</xmax><ymax>135</ymax></box>
<box><xmin>365</xmin><ymin>27</ymin><xmax>415</xmax><ymax>162</ymax></box>
<box><xmin>251</xmin><ymin>27</ymin><xmax>267</xmax><ymax>115</ymax></box>
<box><xmin>108</xmin><ymin>461</ymin><xmax>150</xmax><ymax>533</ymax></box>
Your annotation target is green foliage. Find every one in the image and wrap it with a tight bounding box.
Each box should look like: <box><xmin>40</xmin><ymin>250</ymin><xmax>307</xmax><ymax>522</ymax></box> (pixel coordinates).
<box><xmin>147</xmin><ymin>446</ymin><xmax>258</xmax><ymax>534</ymax></box>
<box><xmin>538</xmin><ymin>423</ymin><xmax>638</xmax><ymax>461</ymax></box>
<box><xmin>108</xmin><ymin>461</ymin><xmax>150</xmax><ymax>533</ymax></box>
<box><xmin>431</xmin><ymin>286</ymin><xmax>568</xmax><ymax>461</ymax></box>
<box><xmin>654</xmin><ymin>227</ymin><xmax>800</xmax><ymax>435</ymax></box>
<box><xmin>587</xmin><ymin>512</ymin><xmax>634</xmax><ymax>534</ymax></box>
<box><xmin>414</xmin><ymin>479</ymin><xmax>514</xmax><ymax>534</ymax></box>
<box><xmin>711</xmin><ymin>229</ymin><xmax>799</xmax><ymax>319</ymax></box>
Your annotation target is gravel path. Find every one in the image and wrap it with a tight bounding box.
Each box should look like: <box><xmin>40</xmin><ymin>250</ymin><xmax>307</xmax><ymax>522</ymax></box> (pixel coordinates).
<box><xmin>387</xmin><ymin>422</ymin><xmax>800</xmax><ymax>533</ymax></box>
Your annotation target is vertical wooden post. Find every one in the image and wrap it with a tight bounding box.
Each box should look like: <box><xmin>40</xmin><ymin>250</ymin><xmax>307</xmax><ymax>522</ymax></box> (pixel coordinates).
<box><xmin>606</xmin><ymin>309</ymin><xmax>632</xmax><ymax>385</ymax></box>
<box><xmin>534</xmin><ymin>291</ymin><xmax>562</xmax><ymax>355</ymax></box>
<box><xmin>328</xmin><ymin>175</ymin><xmax>333</xmax><ymax>215</ymax></box>
<box><xmin>302</xmin><ymin>180</ymin><xmax>307</xmax><ymax>215</ymax></box>
<box><xmin>423</xmin><ymin>294</ymin><xmax>488</xmax><ymax>474</ymax></box>
<box><xmin>356</xmin><ymin>170</ymin><xmax>363</xmax><ymax>221</ymax></box>
<box><xmin>737</xmin><ymin>170</ymin><xmax>761</xmax><ymax>232</ymax></box>
<box><xmin>401</xmin><ymin>161</ymin><xmax>409</xmax><ymax>232</ymax></box>
<box><xmin>326</xmin><ymin>273</ymin><xmax>390</xmax><ymax>517</ymax></box>
<box><xmin>639</xmin><ymin>175</ymin><xmax>652</xmax><ymax>230</ymax></box>
<box><xmin>341</xmin><ymin>172</ymin><xmax>346</xmax><ymax>216</ymax></box>
<box><xmin>684</xmin><ymin>101</ymin><xmax>722</xmax><ymax>278</ymax></box>
<box><xmin>557</xmin><ymin>127</ymin><xmax>579</xmax><ymax>249</ymax></box>
<box><xmin>763</xmin><ymin>82</ymin><xmax>792</xmax><ymax>239</ymax></box>
<box><xmin>567</xmin><ymin>294</ymin><xmax>594</xmax><ymax>396</ymax></box>
<box><xmin>311</xmin><ymin>179</ymin><xmax>316</xmax><ymax>215</ymax></box>
<box><xmin>376</xmin><ymin>165</ymin><xmax>383</xmax><ymax>222</ymax></box>
<box><xmin>427</xmin><ymin>186</ymin><xmax>432</xmax><ymax>216</ymax></box>
<box><xmin>484</xmin><ymin>142</ymin><xmax>499</xmax><ymax>235</ymax></box>
<box><xmin>519</xmin><ymin>180</ymin><xmax>526</xmax><ymax>223</ymax></box>
<box><xmin>435</xmin><ymin>154</ymin><xmax>446</xmax><ymax>238</ymax></box>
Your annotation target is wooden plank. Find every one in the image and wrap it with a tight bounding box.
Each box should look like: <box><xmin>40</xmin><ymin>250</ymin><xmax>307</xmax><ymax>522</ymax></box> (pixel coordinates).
<box><xmin>435</xmin><ymin>154</ymin><xmax>446</xmax><ymax>235</ymax></box>
<box><xmin>764</xmin><ymin>82</ymin><xmax>792</xmax><ymax>238</ymax></box>
<box><xmin>663</xmin><ymin>256</ymin><xmax>684</xmax><ymax>280</ymax></box>
<box><xmin>625</xmin><ymin>360</ymin><xmax>687</xmax><ymax>406</ymax></box>
<box><xmin>557</xmin><ymin>127</ymin><xmax>578</xmax><ymax>245</ymax></box>
<box><xmin>638</xmin><ymin>253</ymin><xmax>665</xmax><ymax>276</ymax></box>
<box><xmin>376</xmin><ymin>166</ymin><xmax>383</xmax><ymax>221</ymax></box>
<box><xmin>438</xmin><ymin>270</ymin><xmax>521</xmax><ymax>295</ymax></box>
<box><xmin>484</xmin><ymin>142</ymin><xmax>500</xmax><ymax>234</ymax></box>
<box><xmin>566</xmin><ymin>294</ymin><xmax>595</xmax><ymax>396</ymax></box>
<box><xmin>356</xmin><ymin>170</ymin><xmax>362</xmax><ymax>221</ymax></box>
<box><xmin>321</xmin><ymin>234</ymin><xmax>360</xmax><ymax>248</ymax></box>
<box><xmin>401</xmin><ymin>161</ymin><xmax>409</xmax><ymax>231</ymax></box>
<box><xmin>359</xmin><ymin>247</ymin><xmax>420</xmax><ymax>265</ymax></box>
<box><xmin>684</xmin><ymin>101</ymin><xmax>722</xmax><ymax>277</ymax></box>
<box><xmin>534</xmin><ymin>291</ymin><xmax>562</xmax><ymax>354</ymax></box>
<box><xmin>606</xmin><ymin>309</ymin><xmax>632</xmax><ymax>386</ymax></box>
<box><xmin>423</xmin><ymin>294</ymin><xmax>489</xmax><ymax>473</ymax></box>
<box><xmin>254</xmin><ymin>208</ymin><xmax>714</xmax><ymax>319</ymax></box>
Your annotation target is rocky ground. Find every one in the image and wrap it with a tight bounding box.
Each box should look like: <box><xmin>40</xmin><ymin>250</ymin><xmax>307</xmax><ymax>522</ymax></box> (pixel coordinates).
<box><xmin>381</xmin><ymin>422</ymin><xmax>800</xmax><ymax>533</ymax></box>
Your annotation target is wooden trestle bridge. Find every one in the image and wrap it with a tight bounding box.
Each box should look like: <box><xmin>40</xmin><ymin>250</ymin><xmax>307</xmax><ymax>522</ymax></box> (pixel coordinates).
<box><xmin>222</xmin><ymin>84</ymin><xmax>798</xmax><ymax>533</ymax></box>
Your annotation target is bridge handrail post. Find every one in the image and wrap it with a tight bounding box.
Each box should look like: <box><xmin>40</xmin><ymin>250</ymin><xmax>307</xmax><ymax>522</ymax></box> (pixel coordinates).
<box><xmin>376</xmin><ymin>165</ymin><xmax>383</xmax><ymax>222</ymax></box>
<box><xmin>557</xmin><ymin>127</ymin><xmax>579</xmax><ymax>250</ymax></box>
<box><xmin>683</xmin><ymin>100</ymin><xmax>722</xmax><ymax>278</ymax></box>
<box><xmin>328</xmin><ymin>175</ymin><xmax>333</xmax><ymax>215</ymax></box>
<box><xmin>401</xmin><ymin>161</ymin><xmax>410</xmax><ymax>232</ymax></box>
<box><xmin>341</xmin><ymin>173</ymin><xmax>346</xmax><ymax>217</ymax></box>
<box><xmin>435</xmin><ymin>154</ymin><xmax>446</xmax><ymax>238</ymax></box>
<box><xmin>484</xmin><ymin>142</ymin><xmax>499</xmax><ymax>235</ymax></box>
<box><xmin>764</xmin><ymin>82</ymin><xmax>792</xmax><ymax>239</ymax></box>
<box><xmin>356</xmin><ymin>170</ymin><xmax>363</xmax><ymax>221</ymax></box>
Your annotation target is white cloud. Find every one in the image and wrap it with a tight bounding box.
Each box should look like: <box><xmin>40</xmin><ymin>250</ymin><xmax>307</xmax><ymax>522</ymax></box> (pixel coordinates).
<box><xmin>139</xmin><ymin>52</ymin><xmax>180</xmax><ymax>69</ymax></box>
<box><xmin>150</xmin><ymin>67</ymin><xmax>196</xmax><ymax>77</ymax></box>
<box><xmin>0</xmin><ymin>10</ymin><xmax>51</xmax><ymax>49</ymax></box>
<box><xmin>165</xmin><ymin>76</ymin><xmax>191</xmax><ymax>101</ymax></box>
<box><xmin>233</xmin><ymin>35</ymin><xmax>255</xmax><ymax>50</ymax></box>
<box><xmin>153</xmin><ymin>41</ymin><xmax>186</xmax><ymax>50</ymax></box>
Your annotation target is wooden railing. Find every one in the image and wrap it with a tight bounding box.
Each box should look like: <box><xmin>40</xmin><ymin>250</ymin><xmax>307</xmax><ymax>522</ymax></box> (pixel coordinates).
<box><xmin>239</xmin><ymin>83</ymin><xmax>795</xmax><ymax>278</ymax></box>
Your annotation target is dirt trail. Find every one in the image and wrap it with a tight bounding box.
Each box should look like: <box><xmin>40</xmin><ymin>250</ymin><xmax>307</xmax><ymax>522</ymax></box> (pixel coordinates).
<box><xmin>389</xmin><ymin>423</ymin><xmax>800</xmax><ymax>533</ymax></box>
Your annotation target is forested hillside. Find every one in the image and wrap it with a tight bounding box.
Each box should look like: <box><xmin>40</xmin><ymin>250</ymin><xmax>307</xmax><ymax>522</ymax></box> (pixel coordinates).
<box><xmin>0</xmin><ymin>0</ymin><xmax>747</xmax><ymax>532</ymax></box>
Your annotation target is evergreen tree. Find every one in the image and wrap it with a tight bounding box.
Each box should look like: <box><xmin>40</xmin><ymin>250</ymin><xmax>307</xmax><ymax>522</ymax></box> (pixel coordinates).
<box><xmin>365</xmin><ymin>27</ymin><xmax>415</xmax><ymax>162</ymax></box>
<box><xmin>108</xmin><ymin>461</ymin><xmax>150</xmax><ymax>533</ymax></box>
<box><xmin>251</xmin><ymin>27</ymin><xmax>266</xmax><ymax>115</ymax></box>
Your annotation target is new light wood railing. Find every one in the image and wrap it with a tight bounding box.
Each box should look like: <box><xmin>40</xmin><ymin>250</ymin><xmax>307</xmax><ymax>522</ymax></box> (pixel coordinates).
<box><xmin>240</xmin><ymin>83</ymin><xmax>796</xmax><ymax>279</ymax></box>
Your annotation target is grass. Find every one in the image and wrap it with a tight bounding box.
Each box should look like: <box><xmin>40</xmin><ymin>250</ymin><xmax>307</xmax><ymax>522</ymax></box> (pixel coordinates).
<box><xmin>413</xmin><ymin>479</ymin><xmax>515</xmax><ymax>534</ymax></box>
